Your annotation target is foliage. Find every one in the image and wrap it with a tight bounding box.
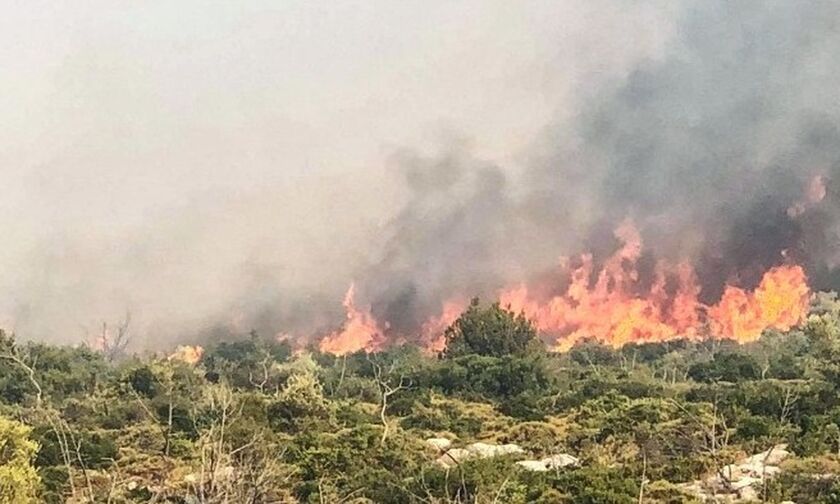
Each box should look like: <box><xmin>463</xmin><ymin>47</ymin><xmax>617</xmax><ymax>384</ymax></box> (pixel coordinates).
<box><xmin>0</xmin><ymin>416</ymin><xmax>40</xmax><ymax>503</ymax></box>
<box><xmin>0</xmin><ymin>292</ymin><xmax>838</xmax><ymax>501</ymax></box>
<box><xmin>442</xmin><ymin>298</ymin><xmax>538</xmax><ymax>358</ymax></box>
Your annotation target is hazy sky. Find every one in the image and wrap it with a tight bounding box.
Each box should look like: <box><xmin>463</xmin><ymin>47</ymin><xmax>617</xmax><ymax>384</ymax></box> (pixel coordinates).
<box><xmin>0</xmin><ymin>1</ymin><xmax>677</xmax><ymax>344</ymax></box>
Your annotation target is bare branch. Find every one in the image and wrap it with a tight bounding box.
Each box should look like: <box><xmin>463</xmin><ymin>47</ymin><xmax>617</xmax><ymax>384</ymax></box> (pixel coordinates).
<box><xmin>0</xmin><ymin>345</ymin><xmax>43</xmax><ymax>406</ymax></box>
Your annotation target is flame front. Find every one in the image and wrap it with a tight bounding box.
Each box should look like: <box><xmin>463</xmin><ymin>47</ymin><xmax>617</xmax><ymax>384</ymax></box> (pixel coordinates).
<box><xmin>311</xmin><ymin>221</ymin><xmax>811</xmax><ymax>354</ymax></box>
<box><xmin>318</xmin><ymin>284</ymin><xmax>386</xmax><ymax>355</ymax></box>
<box><xmin>708</xmin><ymin>265</ymin><xmax>809</xmax><ymax>342</ymax></box>
<box><xmin>420</xmin><ymin>300</ymin><xmax>468</xmax><ymax>353</ymax></box>
<box><xmin>168</xmin><ymin>345</ymin><xmax>205</xmax><ymax>365</ymax></box>
<box><xmin>501</xmin><ymin>223</ymin><xmax>810</xmax><ymax>350</ymax></box>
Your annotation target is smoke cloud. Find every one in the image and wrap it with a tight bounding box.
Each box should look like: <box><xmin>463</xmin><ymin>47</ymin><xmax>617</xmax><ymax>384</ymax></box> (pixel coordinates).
<box><xmin>1</xmin><ymin>1</ymin><xmax>836</xmax><ymax>348</ymax></box>
<box><xmin>530</xmin><ymin>0</ymin><xmax>840</xmax><ymax>299</ymax></box>
<box><xmin>360</xmin><ymin>0</ymin><xmax>840</xmax><ymax>333</ymax></box>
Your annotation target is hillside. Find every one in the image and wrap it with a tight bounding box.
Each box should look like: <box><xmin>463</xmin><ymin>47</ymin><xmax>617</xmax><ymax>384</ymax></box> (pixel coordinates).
<box><xmin>0</xmin><ymin>294</ymin><xmax>839</xmax><ymax>503</ymax></box>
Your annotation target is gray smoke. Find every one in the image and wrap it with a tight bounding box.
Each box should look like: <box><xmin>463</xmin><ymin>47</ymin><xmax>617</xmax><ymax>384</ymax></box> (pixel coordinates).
<box><xmin>536</xmin><ymin>0</ymin><xmax>840</xmax><ymax>295</ymax></box>
<box><xmin>3</xmin><ymin>1</ymin><xmax>839</xmax><ymax>348</ymax></box>
<box><xmin>360</xmin><ymin>0</ymin><xmax>840</xmax><ymax>335</ymax></box>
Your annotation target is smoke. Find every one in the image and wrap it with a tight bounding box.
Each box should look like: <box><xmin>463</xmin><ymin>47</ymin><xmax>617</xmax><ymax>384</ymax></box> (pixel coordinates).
<box><xmin>0</xmin><ymin>1</ymin><xmax>675</xmax><ymax>346</ymax></box>
<box><xmin>2</xmin><ymin>1</ymin><xmax>838</xmax><ymax>348</ymax></box>
<box><xmin>357</xmin><ymin>0</ymin><xmax>840</xmax><ymax>339</ymax></box>
<box><xmin>530</xmin><ymin>0</ymin><xmax>840</xmax><ymax>296</ymax></box>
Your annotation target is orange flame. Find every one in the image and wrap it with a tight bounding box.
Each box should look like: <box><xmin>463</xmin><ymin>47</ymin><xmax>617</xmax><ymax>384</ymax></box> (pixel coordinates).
<box><xmin>318</xmin><ymin>284</ymin><xmax>386</xmax><ymax>355</ymax></box>
<box><xmin>168</xmin><ymin>345</ymin><xmax>205</xmax><ymax>365</ymax></box>
<box><xmin>312</xmin><ymin>221</ymin><xmax>810</xmax><ymax>355</ymax></box>
<box><xmin>421</xmin><ymin>299</ymin><xmax>468</xmax><ymax>353</ymax></box>
<box><xmin>500</xmin><ymin>222</ymin><xmax>809</xmax><ymax>350</ymax></box>
<box><xmin>708</xmin><ymin>265</ymin><xmax>809</xmax><ymax>342</ymax></box>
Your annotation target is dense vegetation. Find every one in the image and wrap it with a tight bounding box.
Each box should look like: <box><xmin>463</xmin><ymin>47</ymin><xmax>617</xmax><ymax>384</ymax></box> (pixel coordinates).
<box><xmin>2</xmin><ymin>294</ymin><xmax>840</xmax><ymax>502</ymax></box>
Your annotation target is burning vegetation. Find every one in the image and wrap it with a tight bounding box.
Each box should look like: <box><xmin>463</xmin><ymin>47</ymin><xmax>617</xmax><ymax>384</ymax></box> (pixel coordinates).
<box><xmin>314</xmin><ymin>218</ymin><xmax>812</xmax><ymax>356</ymax></box>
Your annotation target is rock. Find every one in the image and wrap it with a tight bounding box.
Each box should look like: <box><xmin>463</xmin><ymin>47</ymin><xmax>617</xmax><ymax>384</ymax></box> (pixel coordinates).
<box><xmin>465</xmin><ymin>442</ymin><xmax>524</xmax><ymax>458</ymax></box>
<box><xmin>425</xmin><ymin>437</ymin><xmax>452</xmax><ymax>452</ymax></box>
<box><xmin>742</xmin><ymin>444</ymin><xmax>790</xmax><ymax>467</ymax></box>
<box><xmin>541</xmin><ymin>453</ymin><xmax>579</xmax><ymax>469</ymax></box>
<box><xmin>687</xmin><ymin>444</ymin><xmax>792</xmax><ymax>502</ymax></box>
<box><xmin>676</xmin><ymin>480</ymin><xmax>705</xmax><ymax>498</ymax></box>
<box><xmin>434</xmin><ymin>441</ymin><xmax>525</xmax><ymax>468</ymax></box>
<box><xmin>435</xmin><ymin>448</ymin><xmax>473</xmax><ymax>468</ymax></box>
<box><xmin>738</xmin><ymin>484</ymin><xmax>759</xmax><ymax>501</ymax></box>
<box><xmin>496</xmin><ymin>443</ymin><xmax>525</xmax><ymax>456</ymax></box>
<box><xmin>721</xmin><ymin>463</ymin><xmax>743</xmax><ymax>481</ymax></box>
<box><xmin>729</xmin><ymin>476</ymin><xmax>761</xmax><ymax>491</ymax></box>
<box><xmin>516</xmin><ymin>460</ymin><xmax>548</xmax><ymax>472</ymax></box>
<box><xmin>516</xmin><ymin>453</ymin><xmax>579</xmax><ymax>472</ymax></box>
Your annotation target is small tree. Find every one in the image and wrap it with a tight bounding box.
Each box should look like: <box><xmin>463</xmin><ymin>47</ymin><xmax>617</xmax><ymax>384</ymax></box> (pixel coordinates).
<box><xmin>369</xmin><ymin>356</ymin><xmax>411</xmax><ymax>446</ymax></box>
<box><xmin>442</xmin><ymin>298</ymin><xmax>538</xmax><ymax>359</ymax></box>
<box><xmin>268</xmin><ymin>356</ymin><xmax>330</xmax><ymax>433</ymax></box>
<box><xmin>0</xmin><ymin>416</ymin><xmax>41</xmax><ymax>503</ymax></box>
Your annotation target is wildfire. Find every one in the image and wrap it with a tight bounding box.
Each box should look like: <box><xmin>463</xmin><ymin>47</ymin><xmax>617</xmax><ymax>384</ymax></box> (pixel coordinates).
<box><xmin>318</xmin><ymin>284</ymin><xmax>386</xmax><ymax>355</ymax></box>
<box><xmin>312</xmin><ymin>221</ymin><xmax>811</xmax><ymax>355</ymax></box>
<box><xmin>501</xmin><ymin>222</ymin><xmax>810</xmax><ymax>350</ymax></box>
<box><xmin>708</xmin><ymin>265</ymin><xmax>809</xmax><ymax>342</ymax></box>
<box><xmin>499</xmin><ymin>223</ymin><xmax>702</xmax><ymax>351</ymax></box>
<box><xmin>168</xmin><ymin>345</ymin><xmax>205</xmax><ymax>365</ymax></box>
<box><xmin>420</xmin><ymin>300</ymin><xmax>468</xmax><ymax>353</ymax></box>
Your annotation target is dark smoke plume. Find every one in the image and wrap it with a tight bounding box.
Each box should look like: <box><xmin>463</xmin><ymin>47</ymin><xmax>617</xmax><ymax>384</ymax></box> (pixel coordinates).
<box><xmin>360</xmin><ymin>0</ymin><xmax>840</xmax><ymax>337</ymax></box>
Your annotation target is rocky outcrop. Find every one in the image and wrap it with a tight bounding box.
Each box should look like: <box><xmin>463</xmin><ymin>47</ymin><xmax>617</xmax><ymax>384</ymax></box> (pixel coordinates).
<box><xmin>678</xmin><ymin>444</ymin><xmax>791</xmax><ymax>502</ymax></box>
<box><xmin>425</xmin><ymin>437</ymin><xmax>452</xmax><ymax>452</ymax></box>
<box><xmin>435</xmin><ymin>448</ymin><xmax>474</xmax><ymax>468</ymax></box>
<box><xmin>429</xmin><ymin>439</ymin><xmax>526</xmax><ymax>468</ymax></box>
<box><xmin>516</xmin><ymin>453</ymin><xmax>580</xmax><ymax>472</ymax></box>
<box><xmin>465</xmin><ymin>442</ymin><xmax>524</xmax><ymax>458</ymax></box>
<box><xmin>426</xmin><ymin>437</ymin><xmax>581</xmax><ymax>474</ymax></box>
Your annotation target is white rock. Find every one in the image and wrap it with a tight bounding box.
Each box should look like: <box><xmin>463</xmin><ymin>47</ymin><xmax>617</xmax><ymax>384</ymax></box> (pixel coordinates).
<box><xmin>435</xmin><ymin>448</ymin><xmax>473</xmax><ymax>468</ymax></box>
<box><xmin>516</xmin><ymin>460</ymin><xmax>548</xmax><ymax>472</ymax></box>
<box><xmin>742</xmin><ymin>444</ymin><xmax>790</xmax><ymax>467</ymax></box>
<box><xmin>496</xmin><ymin>443</ymin><xmax>526</xmax><ymax>456</ymax></box>
<box><xmin>738</xmin><ymin>484</ymin><xmax>759</xmax><ymax>501</ymax></box>
<box><xmin>721</xmin><ymin>463</ymin><xmax>743</xmax><ymax>481</ymax></box>
<box><xmin>465</xmin><ymin>442</ymin><xmax>524</xmax><ymax>458</ymax></box>
<box><xmin>729</xmin><ymin>476</ymin><xmax>761</xmax><ymax>491</ymax></box>
<box><xmin>541</xmin><ymin>453</ymin><xmax>580</xmax><ymax>469</ymax></box>
<box><xmin>426</xmin><ymin>437</ymin><xmax>452</xmax><ymax>451</ymax></box>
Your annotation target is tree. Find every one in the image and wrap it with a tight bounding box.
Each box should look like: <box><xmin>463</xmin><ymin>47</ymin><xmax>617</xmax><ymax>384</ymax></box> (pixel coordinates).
<box><xmin>442</xmin><ymin>298</ymin><xmax>538</xmax><ymax>359</ymax></box>
<box><xmin>369</xmin><ymin>356</ymin><xmax>411</xmax><ymax>446</ymax></box>
<box><xmin>687</xmin><ymin>352</ymin><xmax>761</xmax><ymax>383</ymax></box>
<box><xmin>0</xmin><ymin>332</ymin><xmax>42</xmax><ymax>406</ymax></box>
<box><xmin>267</xmin><ymin>355</ymin><xmax>330</xmax><ymax>433</ymax></box>
<box><xmin>89</xmin><ymin>311</ymin><xmax>132</xmax><ymax>362</ymax></box>
<box><xmin>0</xmin><ymin>416</ymin><xmax>41</xmax><ymax>503</ymax></box>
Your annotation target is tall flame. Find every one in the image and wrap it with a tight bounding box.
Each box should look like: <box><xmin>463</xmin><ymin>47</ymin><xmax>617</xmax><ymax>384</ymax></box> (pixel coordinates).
<box><xmin>708</xmin><ymin>265</ymin><xmax>809</xmax><ymax>342</ymax></box>
<box><xmin>500</xmin><ymin>222</ymin><xmax>809</xmax><ymax>350</ymax></box>
<box><xmin>318</xmin><ymin>284</ymin><xmax>386</xmax><ymax>355</ymax></box>
<box><xmin>421</xmin><ymin>299</ymin><xmax>468</xmax><ymax>353</ymax></box>
<box><xmin>311</xmin><ymin>221</ymin><xmax>811</xmax><ymax>355</ymax></box>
